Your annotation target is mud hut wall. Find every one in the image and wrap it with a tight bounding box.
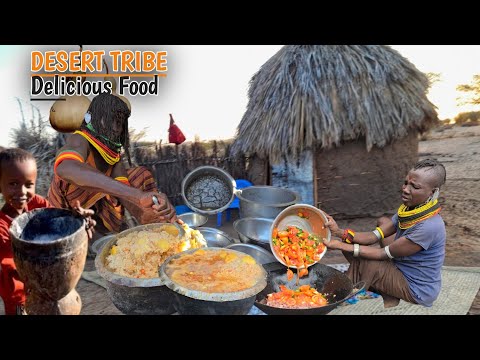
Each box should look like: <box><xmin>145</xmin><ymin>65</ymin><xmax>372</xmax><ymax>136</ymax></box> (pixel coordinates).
<box><xmin>271</xmin><ymin>150</ymin><xmax>314</xmax><ymax>205</ymax></box>
<box><xmin>315</xmin><ymin>132</ymin><xmax>419</xmax><ymax>218</ymax></box>
<box><xmin>132</xmin><ymin>140</ymin><xmax>257</xmax><ymax>206</ymax></box>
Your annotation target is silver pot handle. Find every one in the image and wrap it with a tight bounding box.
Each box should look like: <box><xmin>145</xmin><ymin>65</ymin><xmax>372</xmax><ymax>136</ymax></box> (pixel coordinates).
<box><xmin>234</xmin><ymin>189</ymin><xmax>242</xmax><ymax>197</ymax></box>
<box><xmin>152</xmin><ymin>195</ymin><xmax>159</xmax><ymax>206</ymax></box>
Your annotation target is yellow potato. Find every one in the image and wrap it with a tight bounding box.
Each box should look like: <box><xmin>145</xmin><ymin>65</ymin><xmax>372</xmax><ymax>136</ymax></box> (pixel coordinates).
<box><xmin>242</xmin><ymin>255</ymin><xmax>256</xmax><ymax>265</ymax></box>
<box><xmin>163</xmin><ymin>225</ymin><xmax>179</xmax><ymax>236</ymax></box>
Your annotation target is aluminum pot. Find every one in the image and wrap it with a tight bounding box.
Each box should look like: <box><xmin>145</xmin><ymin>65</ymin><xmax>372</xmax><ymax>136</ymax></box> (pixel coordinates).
<box><xmin>236</xmin><ymin>186</ymin><xmax>299</xmax><ymax>219</ymax></box>
<box><xmin>181</xmin><ymin>166</ymin><xmax>237</xmax><ymax>216</ymax></box>
<box><xmin>95</xmin><ymin>223</ymin><xmax>185</xmax><ymax>315</ymax></box>
<box><xmin>160</xmin><ymin>247</ymin><xmax>267</xmax><ymax>315</ymax></box>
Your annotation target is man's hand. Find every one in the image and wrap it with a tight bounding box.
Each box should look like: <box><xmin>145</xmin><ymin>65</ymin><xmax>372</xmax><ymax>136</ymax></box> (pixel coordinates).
<box><xmin>72</xmin><ymin>200</ymin><xmax>96</xmax><ymax>240</ymax></box>
<box><xmin>151</xmin><ymin>193</ymin><xmax>177</xmax><ymax>223</ymax></box>
<box><xmin>128</xmin><ymin>192</ymin><xmax>177</xmax><ymax>224</ymax></box>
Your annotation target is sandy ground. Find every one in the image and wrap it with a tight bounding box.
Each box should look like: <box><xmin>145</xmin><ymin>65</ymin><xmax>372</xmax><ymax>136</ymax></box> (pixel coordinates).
<box><xmin>1</xmin><ymin>125</ymin><xmax>479</xmax><ymax>315</ymax></box>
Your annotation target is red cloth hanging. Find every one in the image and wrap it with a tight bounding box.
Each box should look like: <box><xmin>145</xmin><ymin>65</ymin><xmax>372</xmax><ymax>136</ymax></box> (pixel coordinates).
<box><xmin>168</xmin><ymin>114</ymin><xmax>186</xmax><ymax>145</ymax></box>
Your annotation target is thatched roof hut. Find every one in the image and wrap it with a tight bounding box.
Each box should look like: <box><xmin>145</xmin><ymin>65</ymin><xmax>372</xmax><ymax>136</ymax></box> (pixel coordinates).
<box><xmin>232</xmin><ymin>45</ymin><xmax>438</xmax><ymax>217</ymax></box>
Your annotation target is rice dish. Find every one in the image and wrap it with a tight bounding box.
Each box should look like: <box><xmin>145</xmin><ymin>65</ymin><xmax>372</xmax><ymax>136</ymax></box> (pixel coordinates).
<box><xmin>107</xmin><ymin>226</ymin><xmax>205</xmax><ymax>279</ymax></box>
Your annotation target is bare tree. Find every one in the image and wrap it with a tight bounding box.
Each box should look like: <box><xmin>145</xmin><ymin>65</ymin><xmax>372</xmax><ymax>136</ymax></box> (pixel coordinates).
<box><xmin>457</xmin><ymin>74</ymin><xmax>480</xmax><ymax>106</ymax></box>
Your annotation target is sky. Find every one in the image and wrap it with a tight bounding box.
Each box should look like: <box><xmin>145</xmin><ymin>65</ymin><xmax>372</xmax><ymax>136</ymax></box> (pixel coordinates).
<box><xmin>1</xmin><ymin>45</ymin><xmax>480</xmax><ymax>147</ymax></box>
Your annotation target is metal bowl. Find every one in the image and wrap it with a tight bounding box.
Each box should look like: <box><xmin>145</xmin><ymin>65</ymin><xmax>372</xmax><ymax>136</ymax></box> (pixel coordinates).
<box><xmin>226</xmin><ymin>243</ymin><xmax>277</xmax><ymax>265</ymax></box>
<box><xmin>94</xmin><ymin>223</ymin><xmax>185</xmax><ymax>315</ymax></box>
<box><xmin>181</xmin><ymin>166</ymin><xmax>237</xmax><ymax>215</ymax></box>
<box><xmin>197</xmin><ymin>227</ymin><xmax>236</xmax><ymax>247</ymax></box>
<box><xmin>233</xmin><ymin>217</ymin><xmax>274</xmax><ymax>251</ymax></box>
<box><xmin>270</xmin><ymin>204</ymin><xmax>331</xmax><ymax>269</ymax></box>
<box><xmin>159</xmin><ymin>247</ymin><xmax>267</xmax><ymax>314</ymax></box>
<box><xmin>177</xmin><ymin>212</ymin><xmax>208</xmax><ymax>228</ymax></box>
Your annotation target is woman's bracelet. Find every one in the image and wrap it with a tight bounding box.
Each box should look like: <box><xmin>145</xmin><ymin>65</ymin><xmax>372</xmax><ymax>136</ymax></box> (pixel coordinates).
<box><xmin>353</xmin><ymin>243</ymin><xmax>360</xmax><ymax>257</ymax></box>
<box><xmin>372</xmin><ymin>226</ymin><xmax>385</xmax><ymax>241</ymax></box>
<box><xmin>341</xmin><ymin>229</ymin><xmax>355</xmax><ymax>244</ymax></box>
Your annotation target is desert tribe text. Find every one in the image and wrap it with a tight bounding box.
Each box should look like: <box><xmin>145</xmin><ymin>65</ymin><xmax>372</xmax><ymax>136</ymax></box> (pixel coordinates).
<box><xmin>30</xmin><ymin>50</ymin><xmax>167</xmax><ymax>97</ymax></box>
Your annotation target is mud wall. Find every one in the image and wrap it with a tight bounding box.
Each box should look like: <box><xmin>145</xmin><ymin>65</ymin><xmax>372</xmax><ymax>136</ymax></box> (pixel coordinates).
<box><xmin>314</xmin><ymin>132</ymin><xmax>419</xmax><ymax>218</ymax></box>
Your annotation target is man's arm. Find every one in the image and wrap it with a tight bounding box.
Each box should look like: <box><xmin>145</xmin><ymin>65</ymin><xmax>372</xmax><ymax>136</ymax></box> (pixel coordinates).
<box><xmin>55</xmin><ymin>134</ymin><xmax>145</xmax><ymax>203</ymax></box>
<box><xmin>54</xmin><ymin>134</ymin><xmax>175</xmax><ymax>223</ymax></box>
<box><xmin>110</xmin><ymin>160</ymin><xmax>176</xmax><ymax>223</ymax></box>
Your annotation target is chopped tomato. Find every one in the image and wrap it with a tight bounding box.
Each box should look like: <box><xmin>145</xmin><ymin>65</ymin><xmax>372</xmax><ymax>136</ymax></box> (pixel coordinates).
<box><xmin>266</xmin><ymin>285</ymin><xmax>328</xmax><ymax>309</ymax></box>
<box><xmin>286</xmin><ymin>269</ymin><xmax>294</xmax><ymax>281</ymax></box>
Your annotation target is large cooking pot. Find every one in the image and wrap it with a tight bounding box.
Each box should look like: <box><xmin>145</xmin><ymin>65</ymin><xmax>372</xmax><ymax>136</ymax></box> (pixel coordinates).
<box><xmin>236</xmin><ymin>186</ymin><xmax>299</xmax><ymax>219</ymax></box>
<box><xmin>254</xmin><ymin>262</ymin><xmax>365</xmax><ymax>315</ymax></box>
<box><xmin>160</xmin><ymin>247</ymin><xmax>267</xmax><ymax>315</ymax></box>
<box><xmin>95</xmin><ymin>223</ymin><xmax>186</xmax><ymax>315</ymax></box>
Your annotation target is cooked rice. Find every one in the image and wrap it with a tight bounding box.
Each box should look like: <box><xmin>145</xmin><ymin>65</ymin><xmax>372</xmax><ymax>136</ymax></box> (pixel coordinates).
<box><xmin>107</xmin><ymin>227</ymin><xmax>204</xmax><ymax>279</ymax></box>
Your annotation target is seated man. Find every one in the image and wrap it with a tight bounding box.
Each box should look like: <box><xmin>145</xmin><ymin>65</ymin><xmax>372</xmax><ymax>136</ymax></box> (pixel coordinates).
<box><xmin>323</xmin><ymin>159</ymin><xmax>447</xmax><ymax>308</ymax></box>
<box><xmin>48</xmin><ymin>92</ymin><xmax>176</xmax><ymax>240</ymax></box>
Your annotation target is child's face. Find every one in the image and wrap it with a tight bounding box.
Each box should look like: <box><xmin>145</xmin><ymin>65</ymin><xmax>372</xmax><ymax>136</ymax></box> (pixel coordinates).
<box><xmin>0</xmin><ymin>159</ymin><xmax>37</xmax><ymax>212</ymax></box>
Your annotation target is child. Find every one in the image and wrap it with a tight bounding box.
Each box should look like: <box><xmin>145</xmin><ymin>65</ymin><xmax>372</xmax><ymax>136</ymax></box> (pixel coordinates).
<box><xmin>0</xmin><ymin>148</ymin><xmax>95</xmax><ymax>315</ymax></box>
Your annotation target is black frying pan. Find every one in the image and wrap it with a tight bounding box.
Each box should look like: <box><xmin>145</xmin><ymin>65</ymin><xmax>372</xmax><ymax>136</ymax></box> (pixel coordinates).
<box><xmin>254</xmin><ymin>262</ymin><xmax>365</xmax><ymax>315</ymax></box>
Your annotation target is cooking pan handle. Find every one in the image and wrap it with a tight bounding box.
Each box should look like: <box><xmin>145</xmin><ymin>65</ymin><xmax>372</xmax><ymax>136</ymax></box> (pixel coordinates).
<box><xmin>347</xmin><ymin>281</ymin><xmax>366</xmax><ymax>299</ymax></box>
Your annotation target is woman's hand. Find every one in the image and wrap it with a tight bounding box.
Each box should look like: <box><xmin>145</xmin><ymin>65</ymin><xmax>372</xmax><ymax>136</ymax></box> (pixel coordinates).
<box><xmin>72</xmin><ymin>200</ymin><xmax>96</xmax><ymax>240</ymax></box>
<box><xmin>322</xmin><ymin>238</ymin><xmax>343</xmax><ymax>250</ymax></box>
<box><xmin>324</xmin><ymin>213</ymin><xmax>343</xmax><ymax>238</ymax></box>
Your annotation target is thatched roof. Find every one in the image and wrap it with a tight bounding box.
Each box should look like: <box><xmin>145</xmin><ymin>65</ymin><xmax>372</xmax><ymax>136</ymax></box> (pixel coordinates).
<box><xmin>231</xmin><ymin>45</ymin><xmax>438</xmax><ymax>163</ymax></box>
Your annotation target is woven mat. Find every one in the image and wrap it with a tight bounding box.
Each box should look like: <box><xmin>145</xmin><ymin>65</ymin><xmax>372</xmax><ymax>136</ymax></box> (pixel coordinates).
<box><xmin>329</xmin><ymin>266</ymin><xmax>480</xmax><ymax>315</ymax></box>
<box><xmin>81</xmin><ymin>271</ymin><xmax>107</xmax><ymax>289</ymax></box>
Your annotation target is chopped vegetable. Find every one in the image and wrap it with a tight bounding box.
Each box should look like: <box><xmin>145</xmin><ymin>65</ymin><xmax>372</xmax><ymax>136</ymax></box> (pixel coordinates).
<box><xmin>272</xmin><ymin>225</ymin><xmax>325</xmax><ymax>269</ymax></box>
<box><xmin>266</xmin><ymin>285</ymin><xmax>328</xmax><ymax>309</ymax></box>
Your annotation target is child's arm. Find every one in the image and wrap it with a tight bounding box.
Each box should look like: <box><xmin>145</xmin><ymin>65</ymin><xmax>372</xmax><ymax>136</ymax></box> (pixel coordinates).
<box><xmin>71</xmin><ymin>201</ymin><xmax>96</xmax><ymax>241</ymax></box>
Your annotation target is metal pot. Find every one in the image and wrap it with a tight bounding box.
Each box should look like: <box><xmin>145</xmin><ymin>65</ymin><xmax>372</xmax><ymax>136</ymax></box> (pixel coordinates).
<box><xmin>254</xmin><ymin>262</ymin><xmax>365</xmax><ymax>315</ymax></box>
<box><xmin>181</xmin><ymin>166</ymin><xmax>237</xmax><ymax>215</ymax></box>
<box><xmin>160</xmin><ymin>247</ymin><xmax>267</xmax><ymax>315</ymax></box>
<box><xmin>236</xmin><ymin>186</ymin><xmax>299</xmax><ymax>219</ymax></box>
<box><xmin>95</xmin><ymin>223</ymin><xmax>185</xmax><ymax>315</ymax></box>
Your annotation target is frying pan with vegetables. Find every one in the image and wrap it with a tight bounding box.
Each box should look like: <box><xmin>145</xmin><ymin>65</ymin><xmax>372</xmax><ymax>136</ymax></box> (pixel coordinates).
<box><xmin>254</xmin><ymin>262</ymin><xmax>365</xmax><ymax>315</ymax></box>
